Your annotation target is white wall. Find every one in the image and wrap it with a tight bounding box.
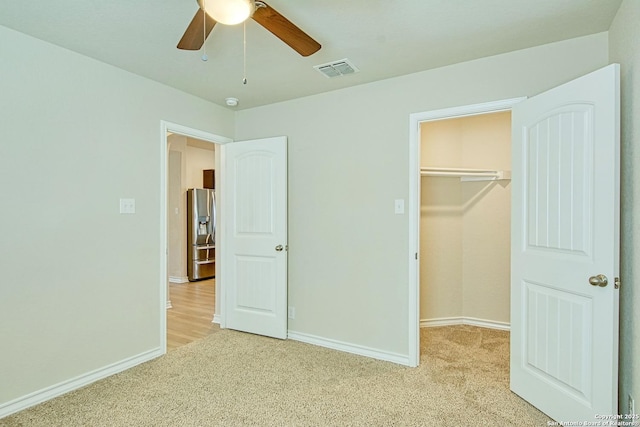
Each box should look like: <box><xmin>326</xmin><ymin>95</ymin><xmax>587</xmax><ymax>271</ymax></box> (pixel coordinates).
<box><xmin>420</xmin><ymin>112</ymin><xmax>511</xmax><ymax>326</ymax></box>
<box><xmin>0</xmin><ymin>25</ymin><xmax>234</xmax><ymax>409</ymax></box>
<box><xmin>235</xmin><ymin>32</ymin><xmax>609</xmax><ymax>357</ymax></box>
<box><xmin>609</xmin><ymin>0</ymin><xmax>640</xmax><ymax>415</ymax></box>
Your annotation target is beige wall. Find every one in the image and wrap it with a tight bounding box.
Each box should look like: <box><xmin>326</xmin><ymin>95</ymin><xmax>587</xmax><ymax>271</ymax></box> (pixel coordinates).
<box><xmin>420</xmin><ymin>112</ymin><xmax>511</xmax><ymax>325</ymax></box>
<box><xmin>609</xmin><ymin>0</ymin><xmax>640</xmax><ymax>415</ymax></box>
<box><xmin>168</xmin><ymin>135</ymin><xmax>188</xmax><ymax>283</ymax></box>
<box><xmin>420</xmin><ymin>177</ymin><xmax>463</xmax><ymax>320</ymax></box>
<box><xmin>0</xmin><ymin>25</ymin><xmax>234</xmax><ymax>407</ymax></box>
<box><xmin>235</xmin><ymin>33</ymin><xmax>609</xmax><ymax>356</ymax></box>
<box><xmin>185</xmin><ymin>139</ymin><xmax>216</xmax><ymax>190</ymax></box>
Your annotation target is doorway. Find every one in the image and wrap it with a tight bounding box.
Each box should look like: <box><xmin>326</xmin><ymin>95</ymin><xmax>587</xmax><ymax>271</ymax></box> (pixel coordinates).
<box><xmin>419</xmin><ymin>111</ymin><xmax>512</xmax><ymax>330</ymax></box>
<box><xmin>160</xmin><ymin>121</ymin><xmax>232</xmax><ymax>353</ymax></box>
<box><xmin>166</xmin><ymin>134</ymin><xmax>218</xmax><ymax>350</ymax></box>
<box><xmin>407</xmin><ymin>97</ymin><xmax>526</xmax><ymax>366</ymax></box>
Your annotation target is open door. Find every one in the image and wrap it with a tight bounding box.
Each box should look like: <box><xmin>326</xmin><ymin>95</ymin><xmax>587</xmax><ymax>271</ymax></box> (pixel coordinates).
<box><xmin>221</xmin><ymin>136</ymin><xmax>288</xmax><ymax>339</ymax></box>
<box><xmin>511</xmin><ymin>64</ymin><xmax>620</xmax><ymax>422</ymax></box>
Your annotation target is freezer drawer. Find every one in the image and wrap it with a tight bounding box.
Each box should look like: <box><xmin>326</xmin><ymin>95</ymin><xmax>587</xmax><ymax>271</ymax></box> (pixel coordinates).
<box><xmin>188</xmin><ymin>245</ymin><xmax>215</xmax><ymax>280</ymax></box>
<box><xmin>189</xmin><ymin>258</ymin><xmax>215</xmax><ymax>281</ymax></box>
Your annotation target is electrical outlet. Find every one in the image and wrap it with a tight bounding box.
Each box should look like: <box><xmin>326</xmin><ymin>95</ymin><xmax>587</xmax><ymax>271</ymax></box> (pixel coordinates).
<box><xmin>287</xmin><ymin>306</ymin><xmax>295</xmax><ymax>319</ymax></box>
<box><xmin>119</xmin><ymin>198</ymin><xmax>136</xmax><ymax>214</ymax></box>
<box><xmin>629</xmin><ymin>394</ymin><xmax>636</xmax><ymax>417</ymax></box>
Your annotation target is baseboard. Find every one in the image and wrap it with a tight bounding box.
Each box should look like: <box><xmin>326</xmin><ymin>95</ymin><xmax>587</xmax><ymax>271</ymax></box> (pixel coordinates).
<box><xmin>287</xmin><ymin>331</ymin><xmax>410</xmax><ymax>366</ymax></box>
<box><xmin>212</xmin><ymin>314</ymin><xmax>221</xmax><ymax>324</ymax></box>
<box><xmin>0</xmin><ymin>347</ymin><xmax>163</xmax><ymax>419</ymax></box>
<box><xmin>420</xmin><ymin>316</ymin><xmax>510</xmax><ymax>331</ymax></box>
<box><xmin>169</xmin><ymin>276</ymin><xmax>189</xmax><ymax>284</ymax></box>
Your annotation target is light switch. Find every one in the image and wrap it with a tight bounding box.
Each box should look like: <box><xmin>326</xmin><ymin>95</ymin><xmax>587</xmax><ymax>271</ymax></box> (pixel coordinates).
<box><xmin>394</xmin><ymin>199</ymin><xmax>405</xmax><ymax>214</ymax></box>
<box><xmin>119</xmin><ymin>198</ymin><xmax>136</xmax><ymax>214</ymax></box>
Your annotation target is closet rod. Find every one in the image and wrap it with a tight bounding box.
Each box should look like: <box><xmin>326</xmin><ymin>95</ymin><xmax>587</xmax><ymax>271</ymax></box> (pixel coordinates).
<box><xmin>420</xmin><ymin>167</ymin><xmax>511</xmax><ymax>181</ymax></box>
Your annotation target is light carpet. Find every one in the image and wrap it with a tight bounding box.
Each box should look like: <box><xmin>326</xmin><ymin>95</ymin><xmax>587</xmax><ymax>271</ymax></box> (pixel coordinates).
<box><xmin>1</xmin><ymin>325</ymin><xmax>552</xmax><ymax>426</ymax></box>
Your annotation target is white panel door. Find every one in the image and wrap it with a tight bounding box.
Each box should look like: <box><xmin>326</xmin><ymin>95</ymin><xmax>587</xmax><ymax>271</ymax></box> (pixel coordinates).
<box><xmin>222</xmin><ymin>136</ymin><xmax>287</xmax><ymax>339</ymax></box>
<box><xmin>511</xmin><ymin>64</ymin><xmax>620</xmax><ymax>422</ymax></box>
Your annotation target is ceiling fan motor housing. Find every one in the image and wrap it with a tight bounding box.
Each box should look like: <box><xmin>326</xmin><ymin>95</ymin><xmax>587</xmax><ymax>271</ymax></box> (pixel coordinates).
<box><xmin>197</xmin><ymin>0</ymin><xmax>257</xmax><ymax>25</ymax></box>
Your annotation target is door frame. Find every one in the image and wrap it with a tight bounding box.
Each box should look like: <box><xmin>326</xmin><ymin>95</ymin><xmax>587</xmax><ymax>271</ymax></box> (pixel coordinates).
<box><xmin>160</xmin><ymin>120</ymin><xmax>233</xmax><ymax>353</ymax></box>
<box><xmin>407</xmin><ymin>97</ymin><xmax>527</xmax><ymax>366</ymax></box>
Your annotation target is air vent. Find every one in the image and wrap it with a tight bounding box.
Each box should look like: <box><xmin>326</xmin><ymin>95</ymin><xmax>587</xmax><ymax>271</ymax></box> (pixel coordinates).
<box><xmin>314</xmin><ymin>58</ymin><xmax>359</xmax><ymax>78</ymax></box>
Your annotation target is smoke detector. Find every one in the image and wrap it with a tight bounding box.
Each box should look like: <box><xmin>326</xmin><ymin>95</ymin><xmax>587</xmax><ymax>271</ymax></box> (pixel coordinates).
<box><xmin>314</xmin><ymin>58</ymin><xmax>359</xmax><ymax>78</ymax></box>
<box><xmin>225</xmin><ymin>97</ymin><xmax>239</xmax><ymax>107</ymax></box>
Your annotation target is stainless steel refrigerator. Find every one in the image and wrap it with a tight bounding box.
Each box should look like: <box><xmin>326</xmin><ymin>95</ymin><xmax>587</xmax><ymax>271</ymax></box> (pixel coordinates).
<box><xmin>187</xmin><ymin>188</ymin><xmax>216</xmax><ymax>281</ymax></box>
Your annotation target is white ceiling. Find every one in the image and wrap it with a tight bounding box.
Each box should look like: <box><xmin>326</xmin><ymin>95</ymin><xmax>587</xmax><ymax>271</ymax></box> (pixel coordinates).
<box><xmin>0</xmin><ymin>0</ymin><xmax>622</xmax><ymax>110</ymax></box>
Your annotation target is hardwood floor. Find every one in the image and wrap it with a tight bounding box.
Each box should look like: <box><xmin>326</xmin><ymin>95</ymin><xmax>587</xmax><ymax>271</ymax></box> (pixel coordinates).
<box><xmin>167</xmin><ymin>278</ymin><xmax>220</xmax><ymax>351</ymax></box>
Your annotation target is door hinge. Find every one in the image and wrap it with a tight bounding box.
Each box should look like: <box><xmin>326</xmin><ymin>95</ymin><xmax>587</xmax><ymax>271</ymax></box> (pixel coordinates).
<box><xmin>615</xmin><ymin>277</ymin><xmax>621</xmax><ymax>289</ymax></box>
<box><xmin>415</xmin><ymin>252</ymin><xmax>418</xmax><ymax>260</ymax></box>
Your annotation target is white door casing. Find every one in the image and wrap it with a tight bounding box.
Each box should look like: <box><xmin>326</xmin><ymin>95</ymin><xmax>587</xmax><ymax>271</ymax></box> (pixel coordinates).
<box><xmin>220</xmin><ymin>136</ymin><xmax>288</xmax><ymax>339</ymax></box>
<box><xmin>510</xmin><ymin>64</ymin><xmax>620</xmax><ymax>421</ymax></box>
<box><xmin>160</xmin><ymin>121</ymin><xmax>233</xmax><ymax>352</ymax></box>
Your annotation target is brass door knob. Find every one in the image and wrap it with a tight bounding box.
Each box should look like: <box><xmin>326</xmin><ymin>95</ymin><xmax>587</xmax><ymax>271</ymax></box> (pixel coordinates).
<box><xmin>588</xmin><ymin>274</ymin><xmax>608</xmax><ymax>287</ymax></box>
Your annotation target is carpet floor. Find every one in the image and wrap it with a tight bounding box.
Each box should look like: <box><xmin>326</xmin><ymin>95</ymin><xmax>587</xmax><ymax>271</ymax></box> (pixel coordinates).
<box><xmin>1</xmin><ymin>325</ymin><xmax>552</xmax><ymax>426</ymax></box>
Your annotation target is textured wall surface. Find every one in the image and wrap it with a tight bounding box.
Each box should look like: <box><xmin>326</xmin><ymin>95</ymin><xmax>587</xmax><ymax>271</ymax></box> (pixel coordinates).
<box><xmin>609</xmin><ymin>0</ymin><xmax>640</xmax><ymax>415</ymax></box>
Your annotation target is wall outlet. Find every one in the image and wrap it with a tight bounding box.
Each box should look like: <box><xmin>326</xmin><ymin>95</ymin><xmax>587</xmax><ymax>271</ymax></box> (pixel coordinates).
<box><xmin>287</xmin><ymin>306</ymin><xmax>295</xmax><ymax>319</ymax></box>
<box><xmin>119</xmin><ymin>198</ymin><xmax>136</xmax><ymax>214</ymax></box>
<box><xmin>629</xmin><ymin>394</ymin><xmax>636</xmax><ymax>417</ymax></box>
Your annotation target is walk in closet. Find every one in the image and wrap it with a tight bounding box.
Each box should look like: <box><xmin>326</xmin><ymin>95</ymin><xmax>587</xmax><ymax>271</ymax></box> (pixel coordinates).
<box><xmin>420</xmin><ymin>111</ymin><xmax>512</xmax><ymax>329</ymax></box>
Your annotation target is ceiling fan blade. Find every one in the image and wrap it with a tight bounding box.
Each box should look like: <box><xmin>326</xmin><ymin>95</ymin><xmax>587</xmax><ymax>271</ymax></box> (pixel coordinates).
<box><xmin>177</xmin><ymin>8</ymin><xmax>217</xmax><ymax>50</ymax></box>
<box><xmin>252</xmin><ymin>2</ymin><xmax>321</xmax><ymax>57</ymax></box>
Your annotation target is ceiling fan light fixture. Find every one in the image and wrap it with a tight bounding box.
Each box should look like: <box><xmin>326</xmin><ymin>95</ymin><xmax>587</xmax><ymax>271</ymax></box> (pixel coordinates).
<box><xmin>201</xmin><ymin>0</ymin><xmax>255</xmax><ymax>25</ymax></box>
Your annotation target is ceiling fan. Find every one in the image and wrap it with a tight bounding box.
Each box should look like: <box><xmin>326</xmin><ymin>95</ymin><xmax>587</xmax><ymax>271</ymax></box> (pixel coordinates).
<box><xmin>177</xmin><ymin>0</ymin><xmax>321</xmax><ymax>57</ymax></box>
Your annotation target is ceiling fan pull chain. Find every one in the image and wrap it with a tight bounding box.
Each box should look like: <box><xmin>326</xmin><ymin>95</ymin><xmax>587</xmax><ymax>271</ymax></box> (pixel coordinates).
<box><xmin>201</xmin><ymin>0</ymin><xmax>208</xmax><ymax>61</ymax></box>
<box><xmin>243</xmin><ymin>21</ymin><xmax>247</xmax><ymax>84</ymax></box>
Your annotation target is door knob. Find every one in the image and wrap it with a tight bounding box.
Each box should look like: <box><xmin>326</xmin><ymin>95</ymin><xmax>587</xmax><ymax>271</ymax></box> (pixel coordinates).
<box><xmin>275</xmin><ymin>245</ymin><xmax>284</xmax><ymax>252</ymax></box>
<box><xmin>588</xmin><ymin>274</ymin><xmax>608</xmax><ymax>287</ymax></box>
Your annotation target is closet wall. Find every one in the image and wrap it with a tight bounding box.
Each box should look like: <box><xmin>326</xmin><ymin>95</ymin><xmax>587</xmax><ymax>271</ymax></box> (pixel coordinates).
<box><xmin>420</xmin><ymin>111</ymin><xmax>512</xmax><ymax>327</ymax></box>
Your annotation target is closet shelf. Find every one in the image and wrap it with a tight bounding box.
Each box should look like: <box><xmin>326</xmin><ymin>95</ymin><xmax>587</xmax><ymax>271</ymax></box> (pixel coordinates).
<box><xmin>420</xmin><ymin>167</ymin><xmax>511</xmax><ymax>182</ymax></box>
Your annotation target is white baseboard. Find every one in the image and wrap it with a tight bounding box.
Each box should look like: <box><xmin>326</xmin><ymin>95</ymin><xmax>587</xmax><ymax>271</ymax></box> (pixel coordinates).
<box><xmin>212</xmin><ymin>314</ymin><xmax>221</xmax><ymax>324</ymax></box>
<box><xmin>420</xmin><ymin>316</ymin><xmax>510</xmax><ymax>331</ymax></box>
<box><xmin>0</xmin><ymin>347</ymin><xmax>163</xmax><ymax>419</ymax></box>
<box><xmin>287</xmin><ymin>331</ymin><xmax>410</xmax><ymax>366</ymax></box>
<box><xmin>169</xmin><ymin>276</ymin><xmax>189</xmax><ymax>284</ymax></box>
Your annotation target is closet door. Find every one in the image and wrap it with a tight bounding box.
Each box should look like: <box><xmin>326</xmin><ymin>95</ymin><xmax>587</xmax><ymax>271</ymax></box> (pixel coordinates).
<box><xmin>511</xmin><ymin>64</ymin><xmax>619</xmax><ymax>422</ymax></box>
